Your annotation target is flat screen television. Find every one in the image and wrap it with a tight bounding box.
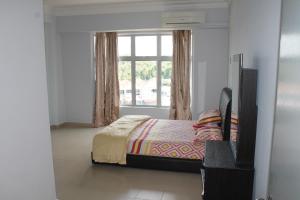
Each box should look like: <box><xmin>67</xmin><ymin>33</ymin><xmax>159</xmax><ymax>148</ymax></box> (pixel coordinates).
<box><xmin>228</xmin><ymin>53</ymin><xmax>243</xmax><ymax>159</ymax></box>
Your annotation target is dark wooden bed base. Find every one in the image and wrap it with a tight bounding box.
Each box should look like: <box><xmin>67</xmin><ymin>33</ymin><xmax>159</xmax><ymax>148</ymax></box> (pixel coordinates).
<box><xmin>92</xmin><ymin>152</ymin><xmax>202</xmax><ymax>173</ymax></box>
<box><xmin>91</xmin><ymin>88</ymin><xmax>232</xmax><ymax>173</ymax></box>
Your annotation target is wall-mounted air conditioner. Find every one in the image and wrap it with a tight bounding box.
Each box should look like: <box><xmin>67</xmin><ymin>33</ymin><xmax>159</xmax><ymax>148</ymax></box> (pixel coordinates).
<box><xmin>161</xmin><ymin>11</ymin><xmax>206</xmax><ymax>28</ymax></box>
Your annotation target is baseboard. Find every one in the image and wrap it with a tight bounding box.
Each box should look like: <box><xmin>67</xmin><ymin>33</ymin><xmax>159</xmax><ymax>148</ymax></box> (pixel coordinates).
<box><xmin>50</xmin><ymin>124</ymin><xmax>64</xmax><ymax>129</ymax></box>
<box><xmin>50</xmin><ymin>122</ymin><xmax>93</xmax><ymax>129</ymax></box>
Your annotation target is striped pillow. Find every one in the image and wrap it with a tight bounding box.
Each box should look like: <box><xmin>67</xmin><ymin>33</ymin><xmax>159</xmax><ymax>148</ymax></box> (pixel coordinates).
<box><xmin>231</xmin><ymin>112</ymin><xmax>239</xmax><ymax>125</ymax></box>
<box><xmin>194</xmin><ymin>124</ymin><xmax>221</xmax><ymax>133</ymax></box>
<box><xmin>230</xmin><ymin>112</ymin><xmax>239</xmax><ymax>142</ymax></box>
<box><xmin>193</xmin><ymin>126</ymin><xmax>222</xmax><ymax>145</ymax></box>
<box><xmin>230</xmin><ymin>129</ymin><xmax>238</xmax><ymax>142</ymax></box>
<box><xmin>193</xmin><ymin>109</ymin><xmax>221</xmax><ymax>130</ymax></box>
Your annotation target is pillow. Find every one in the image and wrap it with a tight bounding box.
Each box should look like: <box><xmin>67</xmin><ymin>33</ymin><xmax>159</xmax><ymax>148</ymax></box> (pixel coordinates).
<box><xmin>194</xmin><ymin>124</ymin><xmax>221</xmax><ymax>133</ymax></box>
<box><xmin>193</xmin><ymin>122</ymin><xmax>220</xmax><ymax>130</ymax></box>
<box><xmin>230</xmin><ymin>113</ymin><xmax>238</xmax><ymax>142</ymax></box>
<box><xmin>193</xmin><ymin>109</ymin><xmax>221</xmax><ymax>130</ymax></box>
<box><xmin>231</xmin><ymin>112</ymin><xmax>239</xmax><ymax>125</ymax></box>
<box><xmin>193</xmin><ymin>126</ymin><xmax>222</xmax><ymax>145</ymax></box>
<box><xmin>230</xmin><ymin>129</ymin><xmax>238</xmax><ymax>142</ymax></box>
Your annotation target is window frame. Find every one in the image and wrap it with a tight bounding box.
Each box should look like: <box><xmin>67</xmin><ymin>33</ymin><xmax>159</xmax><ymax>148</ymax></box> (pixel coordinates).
<box><xmin>118</xmin><ymin>32</ymin><xmax>172</xmax><ymax>108</ymax></box>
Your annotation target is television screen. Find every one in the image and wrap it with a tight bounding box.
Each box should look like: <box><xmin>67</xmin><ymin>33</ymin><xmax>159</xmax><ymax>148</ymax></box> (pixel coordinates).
<box><xmin>228</xmin><ymin>53</ymin><xmax>243</xmax><ymax>158</ymax></box>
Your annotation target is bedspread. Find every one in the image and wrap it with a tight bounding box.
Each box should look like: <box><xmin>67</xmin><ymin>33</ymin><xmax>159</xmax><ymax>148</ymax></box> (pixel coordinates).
<box><xmin>128</xmin><ymin>119</ymin><xmax>206</xmax><ymax>160</ymax></box>
<box><xmin>92</xmin><ymin>115</ymin><xmax>151</xmax><ymax>164</ymax></box>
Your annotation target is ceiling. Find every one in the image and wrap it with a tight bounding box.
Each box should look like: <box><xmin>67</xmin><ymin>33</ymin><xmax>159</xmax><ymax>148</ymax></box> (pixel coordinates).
<box><xmin>44</xmin><ymin>0</ymin><xmax>228</xmax><ymax>7</ymax></box>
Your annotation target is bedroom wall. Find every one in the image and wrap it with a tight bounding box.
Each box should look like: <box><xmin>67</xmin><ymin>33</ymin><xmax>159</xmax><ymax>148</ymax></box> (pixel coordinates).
<box><xmin>193</xmin><ymin>28</ymin><xmax>229</xmax><ymax>111</ymax></box>
<box><xmin>46</xmin><ymin>7</ymin><xmax>229</xmax><ymax>124</ymax></box>
<box><xmin>0</xmin><ymin>0</ymin><xmax>56</xmax><ymax>199</ymax></box>
<box><xmin>56</xmin><ymin>8</ymin><xmax>228</xmax><ymax>32</ymax></box>
<box><xmin>229</xmin><ymin>0</ymin><xmax>282</xmax><ymax>199</ymax></box>
<box><xmin>60</xmin><ymin>32</ymin><xmax>94</xmax><ymax>123</ymax></box>
<box><xmin>45</xmin><ymin>18</ymin><xmax>66</xmax><ymax>125</ymax></box>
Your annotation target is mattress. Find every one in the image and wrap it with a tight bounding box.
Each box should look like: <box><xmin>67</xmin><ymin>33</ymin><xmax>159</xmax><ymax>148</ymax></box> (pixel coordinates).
<box><xmin>127</xmin><ymin>119</ymin><xmax>206</xmax><ymax>160</ymax></box>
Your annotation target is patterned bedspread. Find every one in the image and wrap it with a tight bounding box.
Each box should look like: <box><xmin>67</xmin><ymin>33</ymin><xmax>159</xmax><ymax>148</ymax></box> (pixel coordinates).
<box><xmin>127</xmin><ymin>119</ymin><xmax>206</xmax><ymax>160</ymax></box>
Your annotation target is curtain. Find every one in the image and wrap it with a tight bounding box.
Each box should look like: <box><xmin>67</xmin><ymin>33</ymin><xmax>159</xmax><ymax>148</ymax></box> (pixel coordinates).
<box><xmin>93</xmin><ymin>32</ymin><xmax>120</xmax><ymax>127</ymax></box>
<box><xmin>169</xmin><ymin>30</ymin><xmax>192</xmax><ymax>120</ymax></box>
<box><xmin>104</xmin><ymin>33</ymin><xmax>120</xmax><ymax>124</ymax></box>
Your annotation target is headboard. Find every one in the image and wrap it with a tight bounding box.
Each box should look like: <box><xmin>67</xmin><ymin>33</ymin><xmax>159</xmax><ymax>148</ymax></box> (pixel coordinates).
<box><xmin>219</xmin><ymin>87</ymin><xmax>232</xmax><ymax>140</ymax></box>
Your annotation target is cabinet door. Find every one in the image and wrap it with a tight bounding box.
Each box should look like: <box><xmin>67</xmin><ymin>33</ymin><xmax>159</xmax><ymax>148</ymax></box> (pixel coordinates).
<box><xmin>204</xmin><ymin>168</ymin><xmax>253</xmax><ymax>200</ymax></box>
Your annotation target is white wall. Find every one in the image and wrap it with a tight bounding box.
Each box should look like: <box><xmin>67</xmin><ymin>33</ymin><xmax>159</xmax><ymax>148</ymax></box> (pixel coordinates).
<box><xmin>56</xmin><ymin>9</ymin><xmax>229</xmax><ymax>33</ymax></box>
<box><xmin>46</xmin><ymin>8</ymin><xmax>229</xmax><ymax>124</ymax></box>
<box><xmin>193</xmin><ymin>28</ymin><xmax>229</xmax><ymax>114</ymax></box>
<box><xmin>61</xmin><ymin>32</ymin><xmax>94</xmax><ymax>123</ymax></box>
<box><xmin>45</xmin><ymin>18</ymin><xmax>66</xmax><ymax>125</ymax></box>
<box><xmin>45</xmin><ymin>23</ymin><xmax>56</xmax><ymax>124</ymax></box>
<box><xmin>229</xmin><ymin>0</ymin><xmax>282</xmax><ymax>199</ymax></box>
<box><xmin>0</xmin><ymin>0</ymin><xmax>56</xmax><ymax>200</ymax></box>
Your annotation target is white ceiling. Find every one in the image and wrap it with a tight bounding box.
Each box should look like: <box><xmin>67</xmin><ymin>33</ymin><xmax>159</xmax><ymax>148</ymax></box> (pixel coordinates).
<box><xmin>44</xmin><ymin>0</ymin><xmax>228</xmax><ymax>7</ymax></box>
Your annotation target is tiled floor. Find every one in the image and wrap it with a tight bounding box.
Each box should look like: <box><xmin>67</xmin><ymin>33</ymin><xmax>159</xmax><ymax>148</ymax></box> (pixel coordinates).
<box><xmin>51</xmin><ymin>126</ymin><xmax>203</xmax><ymax>200</ymax></box>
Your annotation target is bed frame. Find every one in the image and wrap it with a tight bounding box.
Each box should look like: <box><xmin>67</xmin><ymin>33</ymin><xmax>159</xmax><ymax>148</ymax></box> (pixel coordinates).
<box><xmin>92</xmin><ymin>88</ymin><xmax>232</xmax><ymax>173</ymax></box>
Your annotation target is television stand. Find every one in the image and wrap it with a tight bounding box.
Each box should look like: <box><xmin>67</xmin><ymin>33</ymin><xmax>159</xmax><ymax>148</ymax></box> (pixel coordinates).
<box><xmin>202</xmin><ymin>141</ymin><xmax>254</xmax><ymax>200</ymax></box>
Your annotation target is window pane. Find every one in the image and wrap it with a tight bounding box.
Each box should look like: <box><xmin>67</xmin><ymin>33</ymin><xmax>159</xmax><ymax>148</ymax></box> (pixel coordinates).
<box><xmin>161</xmin><ymin>35</ymin><xmax>173</xmax><ymax>56</ymax></box>
<box><xmin>135</xmin><ymin>36</ymin><xmax>157</xmax><ymax>56</ymax></box>
<box><xmin>161</xmin><ymin>61</ymin><xmax>172</xmax><ymax>106</ymax></box>
<box><xmin>135</xmin><ymin>61</ymin><xmax>157</xmax><ymax>105</ymax></box>
<box><xmin>118</xmin><ymin>61</ymin><xmax>132</xmax><ymax>105</ymax></box>
<box><xmin>118</xmin><ymin>36</ymin><xmax>131</xmax><ymax>56</ymax></box>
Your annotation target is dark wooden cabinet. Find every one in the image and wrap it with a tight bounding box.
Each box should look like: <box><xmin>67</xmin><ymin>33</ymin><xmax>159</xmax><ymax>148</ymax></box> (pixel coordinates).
<box><xmin>235</xmin><ymin>68</ymin><xmax>258</xmax><ymax>167</ymax></box>
<box><xmin>202</xmin><ymin>141</ymin><xmax>254</xmax><ymax>200</ymax></box>
<box><xmin>201</xmin><ymin>68</ymin><xmax>257</xmax><ymax>199</ymax></box>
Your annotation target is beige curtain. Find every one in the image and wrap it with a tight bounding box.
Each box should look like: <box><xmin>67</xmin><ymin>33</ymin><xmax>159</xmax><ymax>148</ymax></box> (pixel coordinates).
<box><xmin>169</xmin><ymin>30</ymin><xmax>192</xmax><ymax>120</ymax></box>
<box><xmin>93</xmin><ymin>32</ymin><xmax>120</xmax><ymax>127</ymax></box>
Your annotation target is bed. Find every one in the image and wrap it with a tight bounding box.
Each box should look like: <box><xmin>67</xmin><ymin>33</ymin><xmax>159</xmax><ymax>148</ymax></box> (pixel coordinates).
<box><xmin>92</xmin><ymin>88</ymin><xmax>232</xmax><ymax>173</ymax></box>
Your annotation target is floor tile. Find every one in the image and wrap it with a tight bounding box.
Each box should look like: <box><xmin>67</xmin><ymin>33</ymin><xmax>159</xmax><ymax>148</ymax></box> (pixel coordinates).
<box><xmin>136</xmin><ymin>190</ymin><xmax>163</xmax><ymax>200</ymax></box>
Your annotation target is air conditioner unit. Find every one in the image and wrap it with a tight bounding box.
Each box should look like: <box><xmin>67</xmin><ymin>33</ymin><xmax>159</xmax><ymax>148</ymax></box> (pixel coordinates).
<box><xmin>161</xmin><ymin>11</ymin><xmax>206</xmax><ymax>28</ymax></box>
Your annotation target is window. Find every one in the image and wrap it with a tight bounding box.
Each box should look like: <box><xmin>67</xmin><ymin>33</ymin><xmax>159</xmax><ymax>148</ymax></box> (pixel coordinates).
<box><xmin>118</xmin><ymin>33</ymin><xmax>173</xmax><ymax>107</ymax></box>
